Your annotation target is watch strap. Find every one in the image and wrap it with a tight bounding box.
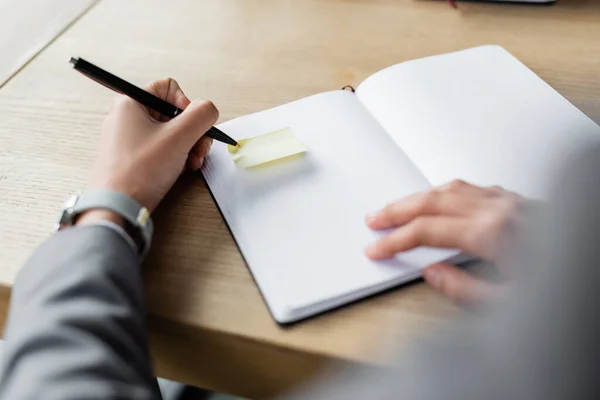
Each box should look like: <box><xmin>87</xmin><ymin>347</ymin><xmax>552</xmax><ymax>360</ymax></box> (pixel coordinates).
<box><xmin>70</xmin><ymin>190</ymin><xmax>153</xmax><ymax>257</ymax></box>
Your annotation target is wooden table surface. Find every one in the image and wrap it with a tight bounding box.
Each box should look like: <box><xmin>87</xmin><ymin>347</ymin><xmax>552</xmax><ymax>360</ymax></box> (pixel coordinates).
<box><xmin>1</xmin><ymin>0</ymin><xmax>599</xmax><ymax>398</ymax></box>
<box><xmin>0</xmin><ymin>0</ymin><xmax>98</xmax><ymax>86</ymax></box>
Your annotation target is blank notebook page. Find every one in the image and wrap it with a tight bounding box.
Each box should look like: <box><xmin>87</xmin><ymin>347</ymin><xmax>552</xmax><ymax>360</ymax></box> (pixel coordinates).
<box><xmin>202</xmin><ymin>91</ymin><xmax>456</xmax><ymax>323</ymax></box>
<box><xmin>357</xmin><ymin>45</ymin><xmax>600</xmax><ymax>199</ymax></box>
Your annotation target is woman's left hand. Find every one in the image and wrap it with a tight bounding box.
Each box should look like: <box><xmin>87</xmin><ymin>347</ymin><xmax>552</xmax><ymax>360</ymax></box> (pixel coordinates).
<box><xmin>365</xmin><ymin>180</ymin><xmax>534</xmax><ymax>305</ymax></box>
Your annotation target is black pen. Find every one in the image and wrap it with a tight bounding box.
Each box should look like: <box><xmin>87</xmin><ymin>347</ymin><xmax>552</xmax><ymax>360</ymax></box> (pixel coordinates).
<box><xmin>69</xmin><ymin>57</ymin><xmax>238</xmax><ymax>147</ymax></box>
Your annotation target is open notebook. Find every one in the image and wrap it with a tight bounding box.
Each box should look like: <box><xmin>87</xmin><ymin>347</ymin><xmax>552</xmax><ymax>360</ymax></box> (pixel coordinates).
<box><xmin>202</xmin><ymin>45</ymin><xmax>600</xmax><ymax>323</ymax></box>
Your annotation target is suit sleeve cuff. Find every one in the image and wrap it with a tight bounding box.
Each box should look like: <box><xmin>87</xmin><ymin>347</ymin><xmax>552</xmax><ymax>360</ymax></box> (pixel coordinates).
<box><xmin>84</xmin><ymin>220</ymin><xmax>141</xmax><ymax>257</ymax></box>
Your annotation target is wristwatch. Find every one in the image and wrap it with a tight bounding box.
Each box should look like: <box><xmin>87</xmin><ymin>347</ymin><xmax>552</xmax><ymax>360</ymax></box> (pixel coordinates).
<box><xmin>55</xmin><ymin>190</ymin><xmax>153</xmax><ymax>257</ymax></box>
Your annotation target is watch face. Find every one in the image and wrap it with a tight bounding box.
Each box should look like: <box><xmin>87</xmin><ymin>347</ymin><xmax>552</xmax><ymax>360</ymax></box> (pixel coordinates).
<box><xmin>136</xmin><ymin>207</ymin><xmax>150</xmax><ymax>227</ymax></box>
<box><xmin>55</xmin><ymin>194</ymin><xmax>80</xmax><ymax>231</ymax></box>
<box><xmin>57</xmin><ymin>208</ymin><xmax>75</xmax><ymax>226</ymax></box>
<box><xmin>64</xmin><ymin>193</ymin><xmax>79</xmax><ymax>210</ymax></box>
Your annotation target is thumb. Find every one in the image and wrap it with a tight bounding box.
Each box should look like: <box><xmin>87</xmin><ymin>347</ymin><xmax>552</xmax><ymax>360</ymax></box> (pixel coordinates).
<box><xmin>168</xmin><ymin>99</ymin><xmax>219</xmax><ymax>149</ymax></box>
<box><xmin>423</xmin><ymin>263</ymin><xmax>506</xmax><ymax>306</ymax></box>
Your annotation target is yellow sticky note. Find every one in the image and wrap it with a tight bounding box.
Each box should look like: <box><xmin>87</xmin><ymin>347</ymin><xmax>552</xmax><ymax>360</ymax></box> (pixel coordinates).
<box><xmin>228</xmin><ymin>127</ymin><xmax>307</xmax><ymax>169</ymax></box>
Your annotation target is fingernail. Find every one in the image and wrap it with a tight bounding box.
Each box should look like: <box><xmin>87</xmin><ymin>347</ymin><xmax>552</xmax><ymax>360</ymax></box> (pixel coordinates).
<box><xmin>424</xmin><ymin>268</ymin><xmax>441</xmax><ymax>288</ymax></box>
<box><xmin>365</xmin><ymin>211</ymin><xmax>379</xmax><ymax>224</ymax></box>
<box><xmin>365</xmin><ymin>242</ymin><xmax>378</xmax><ymax>257</ymax></box>
<box><xmin>198</xmin><ymin>157</ymin><xmax>204</xmax><ymax>168</ymax></box>
<box><xmin>168</xmin><ymin>78</ymin><xmax>178</xmax><ymax>92</ymax></box>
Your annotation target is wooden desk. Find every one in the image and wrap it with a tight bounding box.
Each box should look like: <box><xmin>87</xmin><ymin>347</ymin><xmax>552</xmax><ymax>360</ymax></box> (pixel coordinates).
<box><xmin>0</xmin><ymin>0</ymin><xmax>98</xmax><ymax>86</ymax></box>
<box><xmin>1</xmin><ymin>0</ymin><xmax>599</xmax><ymax>398</ymax></box>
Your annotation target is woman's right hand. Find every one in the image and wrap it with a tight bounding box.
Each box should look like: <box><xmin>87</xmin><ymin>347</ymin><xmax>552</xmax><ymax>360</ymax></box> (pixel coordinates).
<box><xmin>89</xmin><ymin>78</ymin><xmax>218</xmax><ymax>214</ymax></box>
<box><xmin>77</xmin><ymin>78</ymin><xmax>218</xmax><ymax>230</ymax></box>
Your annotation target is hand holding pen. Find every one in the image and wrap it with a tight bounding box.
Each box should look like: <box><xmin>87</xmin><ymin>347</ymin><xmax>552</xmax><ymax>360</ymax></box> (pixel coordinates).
<box><xmin>83</xmin><ymin>77</ymin><xmax>220</xmax><ymax>214</ymax></box>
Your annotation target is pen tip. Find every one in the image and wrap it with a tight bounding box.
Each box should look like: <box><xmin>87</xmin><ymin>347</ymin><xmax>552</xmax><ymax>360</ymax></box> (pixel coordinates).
<box><xmin>68</xmin><ymin>57</ymin><xmax>77</xmax><ymax>66</ymax></box>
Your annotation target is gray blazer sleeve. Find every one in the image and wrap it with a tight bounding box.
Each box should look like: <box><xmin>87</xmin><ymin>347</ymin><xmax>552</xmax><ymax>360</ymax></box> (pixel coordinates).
<box><xmin>0</xmin><ymin>226</ymin><xmax>161</xmax><ymax>400</ymax></box>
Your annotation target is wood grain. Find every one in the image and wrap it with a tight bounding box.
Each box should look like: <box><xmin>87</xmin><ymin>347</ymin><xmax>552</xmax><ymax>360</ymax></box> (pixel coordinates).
<box><xmin>0</xmin><ymin>0</ymin><xmax>99</xmax><ymax>87</ymax></box>
<box><xmin>1</xmin><ymin>0</ymin><xmax>599</xmax><ymax>397</ymax></box>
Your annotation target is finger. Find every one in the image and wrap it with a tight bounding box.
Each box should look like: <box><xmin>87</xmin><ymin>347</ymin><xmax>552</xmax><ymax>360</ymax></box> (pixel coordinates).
<box><xmin>146</xmin><ymin>78</ymin><xmax>191</xmax><ymax>108</ymax></box>
<box><xmin>168</xmin><ymin>99</ymin><xmax>219</xmax><ymax>150</ymax></box>
<box><xmin>192</xmin><ymin>136</ymin><xmax>213</xmax><ymax>159</ymax></box>
<box><xmin>366</xmin><ymin>191</ymin><xmax>479</xmax><ymax>230</ymax></box>
<box><xmin>484</xmin><ymin>185</ymin><xmax>505</xmax><ymax>196</ymax></box>
<box><xmin>186</xmin><ymin>137</ymin><xmax>213</xmax><ymax>170</ymax></box>
<box><xmin>366</xmin><ymin>216</ymin><xmax>470</xmax><ymax>259</ymax></box>
<box><xmin>187</xmin><ymin>154</ymin><xmax>204</xmax><ymax>171</ymax></box>
<box><xmin>484</xmin><ymin>185</ymin><xmax>523</xmax><ymax>199</ymax></box>
<box><xmin>438</xmin><ymin>179</ymin><xmax>490</xmax><ymax>196</ymax></box>
<box><xmin>145</xmin><ymin>78</ymin><xmax>191</xmax><ymax>121</ymax></box>
<box><xmin>423</xmin><ymin>263</ymin><xmax>505</xmax><ymax>305</ymax></box>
